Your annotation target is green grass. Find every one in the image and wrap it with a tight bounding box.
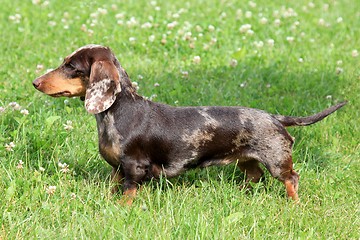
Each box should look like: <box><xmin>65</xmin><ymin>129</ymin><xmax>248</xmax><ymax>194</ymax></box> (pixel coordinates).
<box><xmin>1</xmin><ymin>0</ymin><xmax>359</xmax><ymax>239</ymax></box>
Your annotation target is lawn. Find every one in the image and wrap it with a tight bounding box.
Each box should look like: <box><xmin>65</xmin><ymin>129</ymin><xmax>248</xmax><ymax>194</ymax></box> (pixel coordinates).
<box><xmin>0</xmin><ymin>0</ymin><xmax>359</xmax><ymax>239</ymax></box>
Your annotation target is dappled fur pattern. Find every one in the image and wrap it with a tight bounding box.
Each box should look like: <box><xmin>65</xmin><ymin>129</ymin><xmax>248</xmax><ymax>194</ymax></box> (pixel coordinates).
<box><xmin>33</xmin><ymin>45</ymin><xmax>346</xmax><ymax>204</ymax></box>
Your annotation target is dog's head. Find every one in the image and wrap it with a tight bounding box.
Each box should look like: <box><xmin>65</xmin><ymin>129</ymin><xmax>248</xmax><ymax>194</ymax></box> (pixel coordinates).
<box><xmin>33</xmin><ymin>44</ymin><xmax>125</xmax><ymax>114</ymax></box>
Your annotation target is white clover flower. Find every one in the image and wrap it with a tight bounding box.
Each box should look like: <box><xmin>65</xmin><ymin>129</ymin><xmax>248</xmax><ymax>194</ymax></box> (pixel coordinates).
<box><xmin>239</xmin><ymin>24</ymin><xmax>252</xmax><ymax>33</ymax></box>
<box><xmin>326</xmin><ymin>95</ymin><xmax>332</xmax><ymax>99</ymax></box>
<box><xmin>236</xmin><ymin>9</ymin><xmax>242</xmax><ymax>19</ymax></box>
<box><xmin>286</xmin><ymin>36</ymin><xmax>295</xmax><ymax>43</ymax></box>
<box><xmin>246</xmin><ymin>29</ymin><xmax>254</xmax><ymax>36</ymax></box>
<box><xmin>351</xmin><ymin>50</ymin><xmax>359</xmax><ymax>57</ymax></box>
<box><xmin>229</xmin><ymin>59</ymin><xmax>238</xmax><ymax>67</ymax></box>
<box><xmin>318</xmin><ymin>18</ymin><xmax>326</xmax><ymax>26</ymax></box>
<box><xmin>298</xmin><ymin>58</ymin><xmax>304</xmax><ymax>63</ymax></box>
<box><xmin>323</xmin><ymin>4</ymin><xmax>329</xmax><ymax>11</ymax></box>
<box><xmin>172</xmin><ymin>13</ymin><xmax>180</xmax><ymax>18</ymax></box>
<box><xmin>97</xmin><ymin>8</ymin><xmax>108</xmax><ymax>15</ymax></box>
<box><xmin>181</xmin><ymin>71</ymin><xmax>189</xmax><ymax>78</ymax></box>
<box><xmin>183</xmin><ymin>31</ymin><xmax>192</xmax><ymax>41</ymax></box>
<box><xmin>210</xmin><ymin>38</ymin><xmax>217</xmax><ymax>45</ymax></box>
<box><xmin>267</xmin><ymin>39</ymin><xmax>275</xmax><ymax>47</ymax></box>
<box><xmin>80</xmin><ymin>24</ymin><xmax>87</xmax><ymax>31</ymax></box>
<box><xmin>274</xmin><ymin>19</ymin><xmax>281</xmax><ymax>26</ymax></box>
<box><xmin>126</xmin><ymin>17</ymin><xmax>138</xmax><ymax>27</ymax></box>
<box><xmin>283</xmin><ymin>8</ymin><xmax>298</xmax><ymax>18</ymax></box>
<box><xmin>132</xmin><ymin>82</ymin><xmax>140</xmax><ymax>90</ymax></box>
<box><xmin>63</xmin><ymin>120</ymin><xmax>73</xmax><ymax>131</ymax></box>
<box><xmin>36</xmin><ymin>64</ymin><xmax>44</xmax><ymax>72</ymax></box>
<box><xmin>20</xmin><ymin>109</ymin><xmax>29</xmax><ymax>115</ymax></box>
<box><xmin>203</xmin><ymin>44</ymin><xmax>209</xmax><ymax>50</ymax></box>
<box><xmin>129</xmin><ymin>37</ymin><xmax>136</xmax><ymax>43</ymax></box>
<box><xmin>254</xmin><ymin>41</ymin><xmax>264</xmax><ymax>48</ymax></box>
<box><xmin>154</xmin><ymin>83</ymin><xmax>160</xmax><ymax>87</ymax></box>
<box><xmin>70</xmin><ymin>193</ymin><xmax>77</xmax><ymax>200</ymax></box>
<box><xmin>259</xmin><ymin>17</ymin><xmax>268</xmax><ymax>24</ymax></box>
<box><xmin>149</xmin><ymin>94</ymin><xmax>157</xmax><ymax>100</ymax></box>
<box><xmin>46</xmin><ymin>186</ymin><xmax>57</xmax><ymax>195</ymax></box>
<box><xmin>115</xmin><ymin>13</ymin><xmax>125</xmax><ymax>19</ymax></box>
<box><xmin>9</xmin><ymin>14</ymin><xmax>21</xmax><ymax>23</ymax></box>
<box><xmin>141</xmin><ymin>22</ymin><xmax>152</xmax><ymax>28</ymax></box>
<box><xmin>58</xmin><ymin>162</ymin><xmax>70</xmax><ymax>173</ymax></box>
<box><xmin>208</xmin><ymin>25</ymin><xmax>215</xmax><ymax>32</ymax></box>
<box><xmin>9</xmin><ymin>102</ymin><xmax>21</xmax><ymax>110</ymax></box>
<box><xmin>336</xmin><ymin>17</ymin><xmax>343</xmax><ymax>23</ymax></box>
<box><xmin>17</xmin><ymin>160</ymin><xmax>24</xmax><ymax>169</ymax></box>
<box><xmin>39</xmin><ymin>167</ymin><xmax>45</xmax><ymax>172</ymax></box>
<box><xmin>148</xmin><ymin>35</ymin><xmax>155</xmax><ymax>42</ymax></box>
<box><xmin>336</xmin><ymin>60</ymin><xmax>343</xmax><ymax>65</ymax></box>
<box><xmin>0</xmin><ymin>107</ymin><xmax>5</xmax><ymax>113</ymax></box>
<box><xmin>48</xmin><ymin>21</ymin><xmax>56</xmax><ymax>27</ymax></box>
<box><xmin>167</xmin><ymin>21</ymin><xmax>178</xmax><ymax>29</ymax></box>
<box><xmin>245</xmin><ymin>11</ymin><xmax>252</xmax><ymax>18</ymax></box>
<box><xmin>220</xmin><ymin>12</ymin><xmax>227</xmax><ymax>19</ymax></box>
<box><xmin>5</xmin><ymin>142</ymin><xmax>15</xmax><ymax>151</ymax></box>
<box><xmin>193</xmin><ymin>56</ymin><xmax>201</xmax><ymax>64</ymax></box>
<box><xmin>336</xmin><ymin>67</ymin><xmax>343</xmax><ymax>75</ymax></box>
<box><xmin>195</xmin><ymin>25</ymin><xmax>203</xmax><ymax>32</ymax></box>
<box><xmin>87</xmin><ymin>29</ymin><xmax>94</xmax><ymax>36</ymax></box>
<box><xmin>248</xmin><ymin>1</ymin><xmax>256</xmax><ymax>8</ymax></box>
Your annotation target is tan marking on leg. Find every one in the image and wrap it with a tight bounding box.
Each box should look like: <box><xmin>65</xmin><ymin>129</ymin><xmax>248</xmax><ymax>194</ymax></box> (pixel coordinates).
<box><xmin>120</xmin><ymin>188</ymin><xmax>137</xmax><ymax>206</ymax></box>
<box><xmin>285</xmin><ymin>179</ymin><xmax>299</xmax><ymax>201</ymax></box>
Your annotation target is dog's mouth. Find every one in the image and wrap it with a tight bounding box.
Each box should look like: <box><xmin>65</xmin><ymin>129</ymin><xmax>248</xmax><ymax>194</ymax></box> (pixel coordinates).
<box><xmin>49</xmin><ymin>91</ymin><xmax>71</xmax><ymax>97</ymax></box>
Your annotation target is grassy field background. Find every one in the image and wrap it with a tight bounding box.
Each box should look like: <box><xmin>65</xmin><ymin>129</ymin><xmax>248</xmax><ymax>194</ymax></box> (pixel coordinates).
<box><xmin>0</xmin><ymin>0</ymin><xmax>359</xmax><ymax>239</ymax></box>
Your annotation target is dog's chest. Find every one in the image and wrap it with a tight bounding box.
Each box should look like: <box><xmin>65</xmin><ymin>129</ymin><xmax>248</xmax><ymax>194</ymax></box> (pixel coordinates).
<box><xmin>95</xmin><ymin>113</ymin><xmax>122</xmax><ymax>166</ymax></box>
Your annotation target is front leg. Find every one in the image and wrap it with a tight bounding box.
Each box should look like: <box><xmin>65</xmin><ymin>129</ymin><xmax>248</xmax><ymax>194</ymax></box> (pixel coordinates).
<box><xmin>119</xmin><ymin>157</ymin><xmax>150</xmax><ymax>205</ymax></box>
<box><xmin>121</xmin><ymin>180</ymin><xmax>138</xmax><ymax>206</ymax></box>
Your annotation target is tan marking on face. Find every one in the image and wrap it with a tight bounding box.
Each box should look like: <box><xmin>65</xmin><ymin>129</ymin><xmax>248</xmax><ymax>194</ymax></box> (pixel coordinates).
<box><xmin>34</xmin><ymin>69</ymin><xmax>86</xmax><ymax>97</ymax></box>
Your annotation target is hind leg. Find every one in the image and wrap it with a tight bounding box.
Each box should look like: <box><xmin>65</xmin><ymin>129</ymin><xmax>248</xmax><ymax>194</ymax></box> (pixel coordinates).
<box><xmin>280</xmin><ymin>168</ymin><xmax>299</xmax><ymax>201</ymax></box>
<box><xmin>268</xmin><ymin>156</ymin><xmax>299</xmax><ymax>201</ymax></box>
<box><xmin>237</xmin><ymin>160</ymin><xmax>264</xmax><ymax>189</ymax></box>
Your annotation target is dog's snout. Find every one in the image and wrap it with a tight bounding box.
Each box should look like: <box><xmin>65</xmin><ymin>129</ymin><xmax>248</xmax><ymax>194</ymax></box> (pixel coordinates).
<box><xmin>32</xmin><ymin>79</ymin><xmax>41</xmax><ymax>89</ymax></box>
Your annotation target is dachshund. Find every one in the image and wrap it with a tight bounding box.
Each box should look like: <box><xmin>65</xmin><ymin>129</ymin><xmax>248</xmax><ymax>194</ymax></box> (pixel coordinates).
<box><xmin>33</xmin><ymin>44</ymin><xmax>346</xmax><ymax>204</ymax></box>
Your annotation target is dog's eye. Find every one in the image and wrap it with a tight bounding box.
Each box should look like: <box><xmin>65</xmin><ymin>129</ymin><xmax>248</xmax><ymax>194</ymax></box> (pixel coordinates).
<box><xmin>66</xmin><ymin>62</ymin><xmax>76</xmax><ymax>70</ymax></box>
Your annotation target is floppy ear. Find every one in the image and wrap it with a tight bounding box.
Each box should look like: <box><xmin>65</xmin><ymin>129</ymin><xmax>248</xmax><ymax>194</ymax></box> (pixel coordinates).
<box><xmin>85</xmin><ymin>61</ymin><xmax>121</xmax><ymax>114</ymax></box>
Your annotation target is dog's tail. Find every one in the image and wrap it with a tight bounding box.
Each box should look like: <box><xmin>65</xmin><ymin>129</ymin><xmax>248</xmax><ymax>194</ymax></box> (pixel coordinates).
<box><xmin>272</xmin><ymin>101</ymin><xmax>347</xmax><ymax>127</ymax></box>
